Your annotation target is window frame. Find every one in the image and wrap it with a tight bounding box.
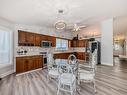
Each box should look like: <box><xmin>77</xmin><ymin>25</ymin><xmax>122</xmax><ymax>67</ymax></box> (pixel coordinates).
<box><xmin>56</xmin><ymin>38</ymin><xmax>68</xmax><ymax>50</ymax></box>
<box><xmin>0</xmin><ymin>26</ymin><xmax>13</xmax><ymax>65</ymax></box>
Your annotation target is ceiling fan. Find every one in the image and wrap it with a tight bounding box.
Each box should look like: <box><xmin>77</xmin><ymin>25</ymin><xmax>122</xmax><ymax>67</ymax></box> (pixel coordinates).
<box><xmin>70</xmin><ymin>23</ymin><xmax>87</xmax><ymax>32</ymax></box>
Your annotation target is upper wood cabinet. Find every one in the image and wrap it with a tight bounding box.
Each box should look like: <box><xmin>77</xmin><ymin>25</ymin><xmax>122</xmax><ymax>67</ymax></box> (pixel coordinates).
<box><xmin>77</xmin><ymin>40</ymin><xmax>85</xmax><ymax>47</ymax></box>
<box><xmin>71</xmin><ymin>40</ymin><xmax>77</xmax><ymax>47</ymax></box>
<box><xmin>71</xmin><ymin>39</ymin><xmax>89</xmax><ymax>47</ymax></box>
<box><xmin>18</xmin><ymin>30</ymin><xmax>35</xmax><ymax>46</ymax></box>
<box><xmin>18</xmin><ymin>31</ymin><xmax>26</xmax><ymax>44</ymax></box>
<box><xmin>35</xmin><ymin>34</ymin><xmax>41</xmax><ymax>46</ymax></box>
<box><xmin>26</xmin><ymin>32</ymin><xmax>35</xmax><ymax>44</ymax></box>
<box><xmin>18</xmin><ymin>30</ymin><xmax>56</xmax><ymax>47</ymax></box>
<box><xmin>51</xmin><ymin>37</ymin><xmax>56</xmax><ymax>47</ymax></box>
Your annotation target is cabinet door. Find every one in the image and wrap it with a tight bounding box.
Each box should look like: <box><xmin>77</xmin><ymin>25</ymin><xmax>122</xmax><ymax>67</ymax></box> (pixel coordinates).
<box><xmin>16</xmin><ymin>57</ymin><xmax>25</xmax><ymax>73</ymax></box>
<box><xmin>38</xmin><ymin>56</ymin><xmax>43</xmax><ymax>68</ymax></box>
<box><xmin>34</xmin><ymin>56</ymin><xmax>43</xmax><ymax>69</ymax></box>
<box><xmin>72</xmin><ymin>40</ymin><xmax>77</xmax><ymax>47</ymax></box>
<box><xmin>51</xmin><ymin>37</ymin><xmax>56</xmax><ymax>47</ymax></box>
<box><xmin>18</xmin><ymin>30</ymin><xmax>26</xmax><ymax>44</ymax></box>
<box><xmin>24</xmin><ymin>57</ymin><xmax>34</xmax><ymax>71</ymax></box>
<box><xmin>77</xmin><ymin>40</ymin><xmax>85</xmax><ymax>47</ymax></box>
<box><xmin>41</xmin><ymin>35</ymin><xmax>47</xmax><ymax>41</ymax></box>
<box><xmin>35</xmin><ymin>34</ymin><xmax>41</xmax><ymax>46</ymax></box>
<box><xmin>26</xmin><ymin>33</ymin><xmax>35</xmax><ymax>45</ymax></box>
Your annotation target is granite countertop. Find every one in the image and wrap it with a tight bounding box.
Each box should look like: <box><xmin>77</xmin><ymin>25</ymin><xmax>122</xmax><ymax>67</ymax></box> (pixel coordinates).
<box><xmin>53</xmin><ymin>50</ymin><xmax>75</xmax><ymax>54</ymax></box>
<box><xmin>16</xmin><ymin>53</ymin><xmax>42</xmax><ymax>57</ymax></box>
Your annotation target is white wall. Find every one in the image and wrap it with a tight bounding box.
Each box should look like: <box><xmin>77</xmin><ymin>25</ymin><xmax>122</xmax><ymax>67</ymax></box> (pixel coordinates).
<box><xmin>101</xmin><ymin>19</ymin><xmax>113</xmax><ymax>66</ymax></box>
<box><xmin>72</xmin><ymin>19</ymin><xmax>114</xmax><ymax>66</ymax></box>
<box><xmin>0</xmin><ymin>17</ymin><xmax>14</xmax><ymax>78</ymax></box>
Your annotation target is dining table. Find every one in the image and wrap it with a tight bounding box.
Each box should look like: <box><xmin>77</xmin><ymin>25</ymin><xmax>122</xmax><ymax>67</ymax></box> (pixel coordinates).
<box><xmin>55</xmin><ymin>59</ymin><xmax>80</xmax><ymax>94</ymax></box>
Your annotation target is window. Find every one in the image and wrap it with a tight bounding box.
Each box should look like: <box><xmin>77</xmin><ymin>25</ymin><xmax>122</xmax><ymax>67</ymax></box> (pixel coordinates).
<box><xmin>0</xmin><ymin>28</ymin><xmax>12</xmax><ymax>64</ymax></box>
<box><xmin>56</xmin><ymin>38</ymin><xmax>68</xmax><ymax>50</ymax></box>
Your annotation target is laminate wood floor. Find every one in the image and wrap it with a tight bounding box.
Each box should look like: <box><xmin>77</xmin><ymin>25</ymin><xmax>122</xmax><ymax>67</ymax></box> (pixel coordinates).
<box><xmin>0</xmin><ymin>59</ymin><xmax>127</xmax><ymax>95</ymax></box>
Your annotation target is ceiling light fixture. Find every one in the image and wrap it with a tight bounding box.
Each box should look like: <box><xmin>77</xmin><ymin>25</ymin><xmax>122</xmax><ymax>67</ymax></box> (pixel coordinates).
<box><xmin>55</xmin><ymin>9</ymin><xmax>66</xmax><ymax>30</ymax></box>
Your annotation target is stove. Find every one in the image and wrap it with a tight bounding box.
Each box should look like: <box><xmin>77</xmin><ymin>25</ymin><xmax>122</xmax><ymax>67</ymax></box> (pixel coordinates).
<box><xmin>40</xmin><ymin>52</ymin><xmax>47</xmax><ymax>68</ymax></box>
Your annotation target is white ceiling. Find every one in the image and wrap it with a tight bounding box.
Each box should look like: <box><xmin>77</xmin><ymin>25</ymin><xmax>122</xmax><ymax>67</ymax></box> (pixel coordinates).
<box><xmin>0</xmin><ymin>0</ymin><xmax>127</xmax><ymax>28</ymax></box>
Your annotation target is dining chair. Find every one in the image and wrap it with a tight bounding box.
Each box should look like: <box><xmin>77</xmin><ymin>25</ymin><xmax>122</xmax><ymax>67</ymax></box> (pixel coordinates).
<box><xmin>78</xmin><ymin>49</ymin><xmax>97</xmax><ymax>93</ymax></box>
<box><xmin>68</xmin><ymin>54</ymin><xmax>78</xmax><ymax>74</ymax></box>
<box><xmin>47</xmin><ymin>52</ymin><xmax>59</xmax><ymax>82</ymax></box>
<box><xmin>57</xmin><ymin>62</ymin><xmax>76</xmax><ymax>95</ymax></box>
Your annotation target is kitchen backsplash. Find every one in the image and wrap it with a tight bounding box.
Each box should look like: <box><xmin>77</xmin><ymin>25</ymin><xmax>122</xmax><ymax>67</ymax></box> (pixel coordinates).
<box><xmin>15</xmin><ymin>46</ymin><xmax>86</xmax><ymax>57</ymax></box>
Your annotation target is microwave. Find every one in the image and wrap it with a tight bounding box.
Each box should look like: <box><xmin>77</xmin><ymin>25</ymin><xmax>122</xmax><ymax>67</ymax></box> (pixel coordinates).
<box><xmin>41</xmin><ymin>41</ymin><xmax>52</xmax><ymax>47</ymax></box>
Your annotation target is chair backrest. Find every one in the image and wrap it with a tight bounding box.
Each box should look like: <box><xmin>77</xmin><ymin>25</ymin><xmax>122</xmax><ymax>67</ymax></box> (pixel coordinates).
<box><xmin>68</xmin><ymin>54</ymin><xmax>77</xmax><ymax>65</ymax></box>
<box><xmin>91</xmin><ymin>49</ymin><xmax>97</xmax><ymax>70</ymax></box>
<box><xmin>68</xmin><ymin>54</ymin><xmax>78</xmax><ymax>75</ymax></box>
<box><xmin>47</xmin><ymin>52</ymin><xmax>55</xmax><ymax>69</ymax></box>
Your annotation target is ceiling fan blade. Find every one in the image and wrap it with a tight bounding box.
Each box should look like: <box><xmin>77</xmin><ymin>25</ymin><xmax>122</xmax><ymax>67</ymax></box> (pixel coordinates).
<box><xmin>79</xmin><ymin>25</ymin><xmax>87</xmax><ymax>28</ymax></box>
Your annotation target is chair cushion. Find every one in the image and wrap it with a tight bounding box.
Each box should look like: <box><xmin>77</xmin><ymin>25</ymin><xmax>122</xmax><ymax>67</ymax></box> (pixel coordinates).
<box><xmin>79</xmin><ymin>69</ymin><xmax>93</xmax><ymax>74</ymax></box>
<box><xmin>48</xmin><ymin>69</ymin><xmax>59</xmax><ymax>76</ymax></box>
<box><xmin>79</xmin><ymin>72</ymin><xmax>94</xmax><ymax>80</ymax></box>
<box><xmin>59</xmin><ymin>73</ymin><xmax>76</xmax><ymax>85</ymax></box>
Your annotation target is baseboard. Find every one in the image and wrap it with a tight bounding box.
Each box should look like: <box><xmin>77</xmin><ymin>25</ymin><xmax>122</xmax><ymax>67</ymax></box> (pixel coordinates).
<box><xmin>0</xmin><ymin>70</ymin><xmax>14</xmax><ymax>78</ymax></box>
<box><xmin>101</xmin><ymin>62</ymin><xmax>113</xmax><ymax>66</ymax></box>
<box><xmin>16</xmin><ymin>68</ymin><xmax>42</xmax><ymax>76</ymax></box>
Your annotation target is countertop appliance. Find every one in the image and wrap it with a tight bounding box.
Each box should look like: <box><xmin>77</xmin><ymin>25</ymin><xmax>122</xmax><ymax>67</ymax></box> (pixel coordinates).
<box><xmin>40</xmin><ymin>52</ymin><xmax>47</xmax><ymax>68</ymax></box>
<box><xmin>41</xmin><ymin>41</ymin><xmax>52</xmax><ymax>48</ymax></box>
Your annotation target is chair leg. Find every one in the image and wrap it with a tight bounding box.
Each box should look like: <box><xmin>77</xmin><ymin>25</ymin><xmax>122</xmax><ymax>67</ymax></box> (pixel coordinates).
<box><xmin>47</xmin><ymin>75</ymin><xmax>50</xmax><ymax>82</ymax></box>
<box><xmin>57</xmin><ymin>89</ymin><xmax>59</xmax><ymax>95</ymax></box>
<box><xmin>78</xmin><ymin>80</ymin><xmax>80</xmax><ymax>85</ymax></box>
<box><xmin>71</xmin><ymin>91</ymin><xmax>73</xmax><ymax>95</ymax></box>
<box><xmin>93</xmin><ymin>80</ymin><xmax>96</xmax><ymax>93</ymax></box>
<box><xmin>57</xmin><ymin>81</ymin><xmax>60</xmax><ymax>95</ymax></box>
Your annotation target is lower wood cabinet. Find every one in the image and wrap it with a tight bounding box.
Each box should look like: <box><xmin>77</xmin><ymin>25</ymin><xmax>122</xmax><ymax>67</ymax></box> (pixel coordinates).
<box><xmin>16</xmin><ymin>55</ymin><xmax>43</xmax><ymax>74</ymax></box>
<box><xmin>76</xmin><ymin>52</ymin><xmax>89</xmax><ymax>61</ymax></box>
<box><xmin>54</xmin><ymin>53</ymin><xmax>74</xmax><ymax>59</ymax></box>
<box><xmin>54</xmin><ymin>52</ymin><xmax>89</xmax><ymax>61</ymax></box>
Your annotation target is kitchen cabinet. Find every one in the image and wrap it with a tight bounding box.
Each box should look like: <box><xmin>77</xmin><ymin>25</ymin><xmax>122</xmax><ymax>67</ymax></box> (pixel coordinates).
<box><xmin>18</xmin><ymin>30</ymin><xmax>35</xmax><ymax>46</ymax></box>
<box><xmin>77</xmin><ymin>40</ymin><xmax>85</xmax><ymax>47</ymax></box>
<box><xmin>51</xmin><ymin>37</ymin><xmax>56</xmax><ymax>47</ymax></box>
<box><xmin>16</xmin><ymin>57</ymin><xmax>25</xmax><ymax>73</ymax></box>
<box><xmin>71</xmin><ymin>39</ymin><xmax>89</xmax><ymax>47</ymax></box>
<box><xmin>16</xmin><ymin>55</ymin><xmax>43</xmax><ymax>74</ymax></box>
<box><xmin>26</xmin><ymin>32</ymin><xmax>35</xmax><ymax>45</ymax></box>
<box><xmin>41</xmin><ymin>35</ymin><xmax>56</xmax><ymax>47</ymax></box>
<box><xmin>34</xmin><ymin>56</ymin><xmax>43</xmax><ymax>69</ymax></box>
<box><xmin>76</xmin><ymin>52</ymin><xmax>89</xmax><ymax>61</ymax></box>
<box><xmin>35</xmin><ymin>34</ymin><xmax>41</xmax><ymax>46</ymax></box>
<box><xmin>54</xmin><ymin>53</ymin><xmax>74</xmax><ymax>59</ymax></box>
<box><xmin>54</xmin><ymin>52</ymin><xmax>88</xmax><ymax>61</ymax></box>
<box><xmin>71</xmin><ymin>40</ymin><xmax>77</xmax><ymax>47</ymax></box>
<box><xmin>18</xmin><ymin>30</ymin><xmax>57</xmax><ymax>47</ymax></box>
<box><xmin>18</xmin><ymin>31</ymin><xmax>26</xmax><ymax>44</ymax></box>
<box><xmin>41</xmin><ymin>35</ymin><xmax>48</xmax><ymax>41</ymax></box>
